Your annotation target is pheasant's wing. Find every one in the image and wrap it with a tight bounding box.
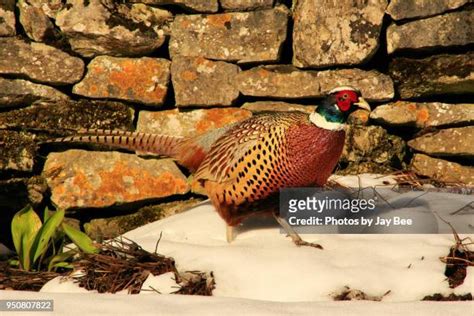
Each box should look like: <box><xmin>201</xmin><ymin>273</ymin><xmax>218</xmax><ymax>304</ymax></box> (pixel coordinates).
<box><xmin>194</xmin><ymin>112</ymin><xmax>304</xmax><ymax>184</ymax></box>
<box><xmin>193</xmin><ymin>115</ymin><xmax>275</xmax><ymax>184</ymax></box>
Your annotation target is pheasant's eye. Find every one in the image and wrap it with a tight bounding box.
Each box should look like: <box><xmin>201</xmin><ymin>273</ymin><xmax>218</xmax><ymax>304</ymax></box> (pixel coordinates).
<box><xmin>338</xmin><ymin>94</ymin><xmax>348</xmax><ymax>102</ymax></box>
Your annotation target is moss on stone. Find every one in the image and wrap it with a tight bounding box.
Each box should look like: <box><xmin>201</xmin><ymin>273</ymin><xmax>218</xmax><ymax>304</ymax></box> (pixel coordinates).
<box><xmin>0</xmin><ymin>99</ymin><xmax>134</xmax><ymax>137</ymax></box>
<box><xmin>84</xmin><ymin>198</ymin><xmax>204</xmax><ymax>241</ymax></box>
<box><xmin>338</xmin><ymin>125</ymin><xmax>406</xmax><ymax>175</ymax></box>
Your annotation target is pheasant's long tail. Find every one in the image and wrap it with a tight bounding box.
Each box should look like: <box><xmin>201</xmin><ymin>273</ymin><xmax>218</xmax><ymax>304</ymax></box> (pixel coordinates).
<box><xmin>43</xmin><ymin>128</ymin><xmax>185</xmax><ymax>157</ymax></box>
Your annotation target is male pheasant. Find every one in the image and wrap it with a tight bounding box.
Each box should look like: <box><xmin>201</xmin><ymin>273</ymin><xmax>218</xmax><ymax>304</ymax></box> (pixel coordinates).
<box><xmin>47</xmin><ymin>86</ymin><xmax>370</xmax><ymax>248</ymax></box>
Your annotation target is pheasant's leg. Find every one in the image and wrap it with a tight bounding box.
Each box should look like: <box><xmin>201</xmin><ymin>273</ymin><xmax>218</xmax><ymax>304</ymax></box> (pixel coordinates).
<box><xmin>226</xmin><ymin>225</ymin><xmax>234</xmax><ymax>243</ymax></box>
<box><xmin>273</xmin><ymin>214</ymin><xmax>323</xmax><ymax>249</ymax></box>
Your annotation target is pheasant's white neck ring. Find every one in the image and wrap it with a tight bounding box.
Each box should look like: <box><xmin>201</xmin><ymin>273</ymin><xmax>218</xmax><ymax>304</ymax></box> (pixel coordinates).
<box><xmin>309</xmin><ymin>112</ymin><xmax>345</xmax><ymax>131</ymax></box>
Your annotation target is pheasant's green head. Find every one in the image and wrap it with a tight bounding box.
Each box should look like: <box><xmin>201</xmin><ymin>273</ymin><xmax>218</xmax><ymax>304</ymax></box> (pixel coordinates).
<box><xmin>316</xmin><ymin>86</ymin><xmax>370</xmax><ymax>124</ymax></box>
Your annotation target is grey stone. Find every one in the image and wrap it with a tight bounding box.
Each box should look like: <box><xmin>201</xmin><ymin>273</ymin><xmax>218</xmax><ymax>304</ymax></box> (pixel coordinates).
<box><xmin>0</xmin><ymin>0</ymin><xmax>15</xmax><ymax>36</ymax></box>
<box><xmin>0</xmin><ymin>38</ymin><xmax>85</xmax><ymax>85</ymax></box>
<box><xmin>73</xmin><ymin>56</ymin><xmax>171</xmax><ymax>106</ymax></box>
<box><xmin>171</xmin><ymin>56</ymin><xmax>240</xmax><ymax>107</ymax></box>
<box><xmin>221</xmin><ymin>0</ymin><xmax>274</xmax><ymax>11</ymax></box>
<box><xmin>0</xmin><ymin>99</ymin><xmax>134</xmax><ymax>133</ymax></box>
<box><xmin>0</xmin><ymin>78</ymin><xmax>68</xmax><ymax>108</ymax></box>
<box><xmin>137</xmin><ymin>108</ymin><xmax>252</xmax><ymax>137</ymax></box>
<box><xmin>387</xmin><ymin>10</ymin><xmax>474</xmax><ymax>54</ymax></box>
<box><xmin>25</xmin><ymin>176</ymin><xmax>49</xmax><ymax>207</ymax></box>
<box><xmin>84</xmin><ymin>198</ymin><xmax>204</xmax><ymax>240</ymax></box>
<box><xmin>411</xmin><ymin>154</ymin><xmax>474</xmax><ymax>185</ymax></box>
<box><xmin>236</xmin><ymin>65</ymin><xmax>394</xmax><ymax>101</ymax></box>
<box><xmin>129</xmin><ymin>0</ymin><xmax>218</xmax><ymax>12</ymax></box>
<box><xmin>339</xmin><ymin>125</ymin><xmax>406</xmax><ymax>175</ymax></box>
<box><xmin>0</xmin><ymin>131</ymin><xmax>36</xmax><ymax>172</ymax></box>
<box><xmin>293</xmin><ymin>0</ymin><xmax>387</xmax><ymax>68</ymax></box>
<box><xmin>387</xmin><ymin>0</ymin><xmax>471</xmax><ymax>21</ymax></box>
<box><xmin>370</xmin><ymin>101</ymin><xmax>474</xmax><ymax>128</ymax></box>
<box><xmin>18</xmin><ymin>0</ymin><xmax>55</xmax><ymax>42</ymax></box>
<box><xmin>23</xmin><ymin>0</ymin><xmax>64</xmax><ymax>19</ymax></box>
<box><xmin>347</xmin><ymin>109</ymin><xmax>371</xmax><ymax>126</ymax></box>
<box><xmin>389</xmin><ymin>53</ymin><xmax>474</xmax><ymax>99</ymax></box>
<box><xmin>242</xmin><ymin>101</ymin><xmax>315</xmax><ymax>113</ymax></box>
<box><xmin>43</xmin><ymin>150</ymin><xmax>190</xmax><ymax>210</ymax></box>
<box><xmin>56</xmin><ymin>0</ymin><xmax>172</xmax><ymax>58</ymax></box>
<box><xmin>169</xmin><ymin>5</ymin><xmax>289</xmax><ymax>63</ymax></box>
<box><xmin>408</xmin><ymin>126</ymin><xmax>474</xmax><ymax>158</ymax></box>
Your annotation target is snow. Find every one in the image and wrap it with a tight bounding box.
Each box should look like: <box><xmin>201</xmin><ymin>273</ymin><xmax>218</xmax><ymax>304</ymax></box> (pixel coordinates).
<box><xmin>1</xmin><ymin>290</ymin><xmax>472</xmax><ymax>316</ymax></box>
<box><xmin>2</xmin><ymin>175</ymin><xmax>473</xmax><ymax>315</ymax></box>
<box><xmin>141</xmin><ymin>272</ymin><xmax>180</xmax><ymax>295</ymax></box>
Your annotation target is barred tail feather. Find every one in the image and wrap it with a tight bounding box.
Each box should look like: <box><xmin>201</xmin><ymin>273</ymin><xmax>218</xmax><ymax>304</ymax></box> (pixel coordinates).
<box><xmin>43</xmin><ymin>129</ymin><xmax>185</xmax><ymax>157</ymax></box>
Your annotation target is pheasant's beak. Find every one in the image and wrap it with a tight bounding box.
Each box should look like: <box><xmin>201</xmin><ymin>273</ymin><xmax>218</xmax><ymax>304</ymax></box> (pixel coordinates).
<box><xmin>354</xmin><ymin>97</ymin><xmax>370</xmax><ymax>111</ymax></box>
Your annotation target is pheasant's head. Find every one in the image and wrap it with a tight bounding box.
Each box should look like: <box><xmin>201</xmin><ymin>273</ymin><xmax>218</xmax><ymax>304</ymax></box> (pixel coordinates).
<box><xmin>312</xmin><ymin>86</ymin><xmax>370</xmax><ymax>130</ymax></box>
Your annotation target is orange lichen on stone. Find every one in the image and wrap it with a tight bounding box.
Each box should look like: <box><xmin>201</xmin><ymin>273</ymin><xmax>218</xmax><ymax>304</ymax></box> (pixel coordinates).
<box><xmin>51</xmin><ymin>170</ymin><xmax>95</xmax><ymax>207</ymax></box>
<box><xmin>257</xmin><ymin>68</ymin><xmax>270</xmax><ymax>78</ymax></box>
<box><xmin>44</xmin><ymin>150</ymin><xmax>189</xmax><ymax>209</ymax></box>
<box><xmin>180</xmin><ymin>18</ymin><xmax>191</xmax><ymax>28</ymax></box>
<box><xmin>74</xmin><ymin>57</ymin><xmax>170</xmax><ymax>105</ymax></box>
<box><xmin>207</xmin><ymin>14</ymin><xmax>232</xmax><ymax>28</ymax></box>
<box><xmin>194</xmin><ymin>57</ymin><xmax>209</xmax><ymax>66</ymax></box>
<box><xmin>407</xmin><ymin>103</ymin><xmax>417</xmax><ymax>111</ymax></box>
<box><xmin>416</xmin><ymin>107</ymin><xmax>430</xmax><ymax>126</ymax></box>
<box><xmin>107</xmin><ymin>59</ymin><xmax>167</xmax><ymax>102</ymax></box>
<box><xmin>89</xmin><ymin>85</ymin><xmax>98</xmax><ymax>94</ymax></box>
<box><xmin>181</xmin><ymin>70</ymin><xmax>198</xmax><ymax>81</ymax></box>
<box><xmin>350</xmin><ymin>109</ymin><xmax>370</xmax><ymax>125</ymax></box>
<box><xmin>91</xmin><ymin>65</ymin><xmax>105</xmax><ymax>75</ymax></box>
<box><xmin>71</xmin><ymin>171</ymin><xmax>95</xmax><ymax>192</ymax></box>
<box><xmin>193</xmin><ymin>57</ymin><xmax>215</xmax><ymax>72</ymax></box>
<box><xmin>95</xmin><ymin>161</ymin><xmax>189</xmax><ymax>205</ymax></box>
<box><xmin>195</xmin><ymin>109</ymin><xmax>251</xmax><ymax>133</ymax></box>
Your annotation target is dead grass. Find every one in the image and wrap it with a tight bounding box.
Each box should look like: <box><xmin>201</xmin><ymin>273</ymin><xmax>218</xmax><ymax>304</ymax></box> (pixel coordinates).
<box><xmin>422</xmin><ymin>293</ymin><xmax>472</xmax><ymax>301</ymax></box>
<box><xmin>73</xmin><ymin>237</ymin><xmax>215</xmax><ymax>295</ymax></box>
<box><xmin>0</xmin><ymin>261</ymin><xmax>64</xmax><ymax>291</ymax></box>
<box><xmin>1</xmin><ymin>237</ymin><xmax>215</xmax><ymax>296</ymax></box>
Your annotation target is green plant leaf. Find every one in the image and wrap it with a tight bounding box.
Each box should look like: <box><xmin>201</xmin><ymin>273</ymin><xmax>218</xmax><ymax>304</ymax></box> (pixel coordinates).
<box><xmin>44</xmin><ymin>207</ymin><xmax>64</xmax><ymax>243</ymax></box>
<box><xmin>11</xmin><ymin>205</ymin><xmax>41</xmax><ymax>270</ymax></box>
<box><xmin>50</xmin><ymin>262</ymin><xmax>73</xmax><ymax>269</ymax></box>
<box><xmin>47</xmin><ymin>249</ymin><xmax>76</xmax><ymax>271</ymax></box>
<box><xmin>43</xmin><ymin>206</ymin><xmax>51</xmax><ymax>223</ymax></box>
<box><xmin>62</xmin><ymin>223</ymin><xmax>98</xmax><ymax>254</ymax></box>
<box><xmin>31</xmin><ymin>209</ymin><xmax>65</xmax><ymax>264</ymax></box>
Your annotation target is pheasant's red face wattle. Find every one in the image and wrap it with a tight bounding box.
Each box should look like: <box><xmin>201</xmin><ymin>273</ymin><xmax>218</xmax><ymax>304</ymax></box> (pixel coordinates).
<box><xmin>334</xmin><ymin>90</ymin><xmax>359</xmax><ymax>112</ymax></box>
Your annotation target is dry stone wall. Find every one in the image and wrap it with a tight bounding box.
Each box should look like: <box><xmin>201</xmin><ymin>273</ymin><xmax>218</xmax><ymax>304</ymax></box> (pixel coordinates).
<box><xmin>0</xmin><ymin>0</ymin><xmax>473</xmax><ymax>239</ymax></box>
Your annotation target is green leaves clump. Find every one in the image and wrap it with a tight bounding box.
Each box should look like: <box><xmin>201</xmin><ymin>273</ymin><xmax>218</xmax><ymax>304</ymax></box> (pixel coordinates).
<box><xmin>10</xmin><ymin>205</ymin><xmax>98</xmax><ymax>272</ymax></box>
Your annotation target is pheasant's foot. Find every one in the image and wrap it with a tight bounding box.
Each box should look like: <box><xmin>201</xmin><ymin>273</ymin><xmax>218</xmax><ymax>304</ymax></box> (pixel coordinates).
<box><xmin>273</xmin><ymin>214</ymin><xmax>323</xmax><ymax>250</ymax></box>
<box><xmin>226</xmin><ymin>225</ymin><xmax>234</xmax><ymax>243</ymax></box>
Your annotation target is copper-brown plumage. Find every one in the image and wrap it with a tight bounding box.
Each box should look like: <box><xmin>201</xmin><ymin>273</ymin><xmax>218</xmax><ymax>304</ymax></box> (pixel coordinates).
<box><xmin>194</xmin><ymin>111</ymin><xmax>345</xmax><ymax>226</ymax></box>
<box><xmin>45</xmin><ymin>87</ymin><xmax>370</xmax><ymax>247</ymax></box>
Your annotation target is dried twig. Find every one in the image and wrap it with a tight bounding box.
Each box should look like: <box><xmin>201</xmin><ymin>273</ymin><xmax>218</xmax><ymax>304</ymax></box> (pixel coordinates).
<box><xmin>435</xmin><ymin>213</ymin><xmax>474</xmax><ymax>288</ymax></box>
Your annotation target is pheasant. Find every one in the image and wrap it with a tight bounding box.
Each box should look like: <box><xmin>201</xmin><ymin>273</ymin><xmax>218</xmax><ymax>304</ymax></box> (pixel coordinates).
<box><xmin>46</xmin><ymin>86</ymin><xmax>370</xmax><ymax>248</ymax></box>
